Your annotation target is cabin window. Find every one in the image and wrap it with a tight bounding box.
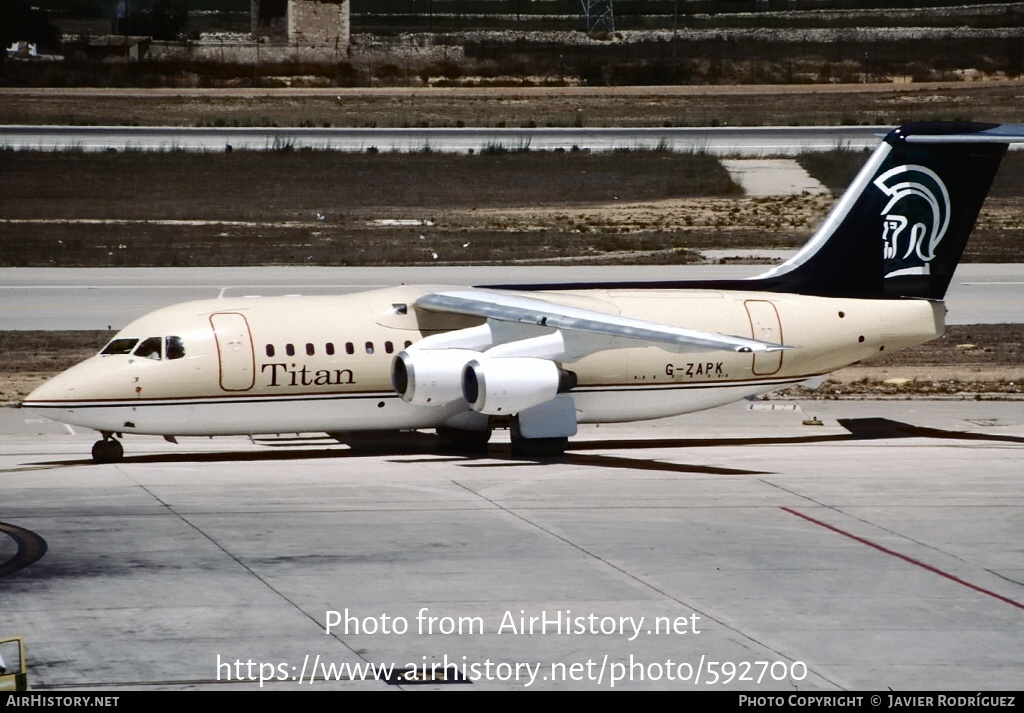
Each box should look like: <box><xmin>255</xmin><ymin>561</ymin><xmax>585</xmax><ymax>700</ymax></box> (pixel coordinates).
<box><xmin>266</xmin><ymin>344</ymin><xmax>275</xmax><ymax>357</ymax></box>
<box><xmin>100</xmin><ymin>338</ymin><xmax>139</xmax><ymax>355</ymax></box>
<box><xmin>345</xmin><ymin>342</ymin><xmax>354</xmax><ymax>355</ymax></box>
<box><xmin>166</xmin><ymin>336</ymin><xmax>185</xmax><ymax>360</ymax></box>
<box><xmin>306</xmin><ymin>343</ymin><xmax>315</xmax><ymax>356</ymax></box>
<box><xmin>385</xmin><ymin>341</ymin><xmax>394</xmax><ymax>354</ymax></box>
<box><xmin>286</xmin><ymin>343</ymin><xmax>295</xmax><ymax>357</ymax></box>
<box><xmin>134</xmin><ymin>337</ymin><xmax>163</xmax><ymax>360</ymax></box>
<box><xmin>326</xmin><ymin>342</ymin><xmax>335</xmax><ymax>355</ymax></box>
<box><xmin>404</xmin><ymin>340</ymin><xmax>413</xmax><ymax>348</ymax></box>
<box><xmin>365</xmin><ymin>341</ymin><xmax>374</xmax><ymax>354</ymax></box>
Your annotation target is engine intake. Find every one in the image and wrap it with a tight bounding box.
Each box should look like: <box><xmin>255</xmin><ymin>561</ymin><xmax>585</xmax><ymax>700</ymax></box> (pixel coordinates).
<box><xmin>392</xmin><ymin>349</ymin><xmax>482</xmax><ymax>406</ymax></box>
<box><xmin>462</xmin><ymin>357</ymin><xmax>576</xmax><ymax>415</ymax></box>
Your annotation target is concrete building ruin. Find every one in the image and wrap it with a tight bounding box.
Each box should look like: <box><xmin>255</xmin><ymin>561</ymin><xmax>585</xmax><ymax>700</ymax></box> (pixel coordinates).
<box><xmin>145</xmin><ymin>0</ymin><xmax>350</xmax><ymax>66</ymax></box>
<box><xmin>252</xmin><ymin>0</ymin><xmax>350</xmax><ymax>49</ymax></box>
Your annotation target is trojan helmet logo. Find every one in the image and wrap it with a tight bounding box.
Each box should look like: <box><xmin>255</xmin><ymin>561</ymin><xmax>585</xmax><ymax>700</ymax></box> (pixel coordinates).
<box><xmin>873</xmin><ymin>164</ymin><xmax>951</xmax><ymax>278</ymax></box>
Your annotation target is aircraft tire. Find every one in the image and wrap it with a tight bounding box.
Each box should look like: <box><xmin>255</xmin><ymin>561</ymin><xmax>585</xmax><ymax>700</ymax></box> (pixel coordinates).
<box><xmin>91</xmin><ymin>439</ymin><xmax>124</xmax><ymax>464</ymax></box>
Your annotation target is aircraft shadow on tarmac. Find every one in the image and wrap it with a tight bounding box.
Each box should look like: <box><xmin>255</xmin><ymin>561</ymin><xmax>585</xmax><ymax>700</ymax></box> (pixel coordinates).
<box><xmin>6</xmin><ymin>418</ymin><xmax>1022</xmax><ymax>577</ymax></box>
<box><xmin>22</xmin><ymin>418</ymin><xmax>1024</xmax><ymax>477</ymax></box>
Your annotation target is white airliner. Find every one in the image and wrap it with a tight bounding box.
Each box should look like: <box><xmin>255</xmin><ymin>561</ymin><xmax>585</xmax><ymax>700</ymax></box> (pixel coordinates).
<box><xmin>22</xmin><ymin>122</ymin><xmax>1024</xmax><ymax>463</ymax></box>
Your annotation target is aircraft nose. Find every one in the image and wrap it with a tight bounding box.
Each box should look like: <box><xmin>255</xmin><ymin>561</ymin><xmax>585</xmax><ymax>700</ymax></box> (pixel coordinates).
<box><xmin>23</xmin><ymin>370</ymin><xmax>78</xmax><ymax>406</ymax></box>
<box><xmin>22</xmin><ymin>359</ymin><xmax>96</xmax><ymax>409</ymax></box>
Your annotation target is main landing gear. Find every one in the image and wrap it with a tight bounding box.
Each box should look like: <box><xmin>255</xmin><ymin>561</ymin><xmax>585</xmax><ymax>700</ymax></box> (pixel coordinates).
<box><xmin>508</xmin><ymin>396</ymin><xmax>575</xmax><ymax>458</ymax></box>
<box><xmin>91</xmin><ymin>434</ymin><xmax>124</xmax><ymax>464</ymax></box>
<box><xmin>437</xmin><ymin>417</ymin><xmax>569</xmax><ymax>458</ymax></box>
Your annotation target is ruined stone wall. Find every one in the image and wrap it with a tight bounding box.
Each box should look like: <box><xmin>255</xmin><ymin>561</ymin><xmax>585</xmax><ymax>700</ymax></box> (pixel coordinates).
<box><xmin>252</xmin><ymin>0</ymin><xmax>349</xmax><ymax>50</ymax></box>
<box><xmin>290</xmin><ymin>0</ymin><xmax>350</xmax><ymax>48</ymax></box>
<box><xmin>149</xmin><ymin>41</ymin><xmax>353</xmax><ymax>68</ymax></box>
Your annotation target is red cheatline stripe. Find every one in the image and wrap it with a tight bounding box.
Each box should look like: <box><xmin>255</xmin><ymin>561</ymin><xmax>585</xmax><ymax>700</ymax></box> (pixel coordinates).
<box><xmin>781</xmin><ymin>507</ymin><xmax>1024</xmax><ymax>611</ymax></box>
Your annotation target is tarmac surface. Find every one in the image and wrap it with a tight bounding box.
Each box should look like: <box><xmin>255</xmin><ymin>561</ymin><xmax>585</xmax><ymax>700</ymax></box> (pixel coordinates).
<box><xmin>2</xmin><ymin>400</ymin><xmax>1022</xmax><ymax>691</ymax></box>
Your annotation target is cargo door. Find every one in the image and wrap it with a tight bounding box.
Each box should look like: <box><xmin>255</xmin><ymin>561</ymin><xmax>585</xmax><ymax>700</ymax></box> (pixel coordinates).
<box><xmin>744</xmin><ymin>300</ymin><xmax>783</xmax><ymax>375</ymax></box>
<box><xmin>210</xmin><ymin>312</ymin><xmax>255</xmax><ymax>391</ymax></box>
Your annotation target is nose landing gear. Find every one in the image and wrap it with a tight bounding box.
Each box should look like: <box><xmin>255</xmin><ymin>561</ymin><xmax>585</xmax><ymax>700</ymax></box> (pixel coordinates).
<box><xmin>91</xmin><ymin>435</ymin><xmax>124</xmax><ymax>464</ymax></box>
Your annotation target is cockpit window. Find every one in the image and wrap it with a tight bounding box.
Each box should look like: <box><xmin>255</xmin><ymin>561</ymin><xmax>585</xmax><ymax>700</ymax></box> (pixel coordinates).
<box><xmin>166</xmin><ymin>336</ymin><xmax>185</xmax><ymax>360</ymax></box>
<box><xmin>134</xmin><ymin>337</ymin><xmax>163</xmax><ymax>360</ymax></box>
<box><xmin>100</xmin><ymin>338</ymin><xmax>139</xmax><ymax>355</ymax></box>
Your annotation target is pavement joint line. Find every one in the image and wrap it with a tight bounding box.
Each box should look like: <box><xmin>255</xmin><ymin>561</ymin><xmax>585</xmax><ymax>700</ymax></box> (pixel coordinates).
<box><xmin>123</xmin><ymin>474</ymin><xmax>376</xmax><ymax>667</ymax></box>
<box><xmin>781</xmin><ymin>506</ymin><xmax>1024</xmax><ymax>611</ymax></box>
<box><xmin>446</xmin><ymin>476</ymin><xmax>841</xmax><ymax>687</ymax></box>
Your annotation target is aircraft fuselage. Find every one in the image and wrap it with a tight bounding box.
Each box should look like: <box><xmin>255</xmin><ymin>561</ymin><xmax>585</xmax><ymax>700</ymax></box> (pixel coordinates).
<box><xmin>23</xmin><ymin>284</ymin><xmax>943</xmax><ymax>438</ymax></box>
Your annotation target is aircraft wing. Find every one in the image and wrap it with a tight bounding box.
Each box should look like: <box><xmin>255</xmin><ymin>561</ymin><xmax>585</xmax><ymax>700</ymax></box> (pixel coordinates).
<box><xmin>415</xmin><ymin>289</ymin><xmax>788</xmax><ymax>361</ymax></box>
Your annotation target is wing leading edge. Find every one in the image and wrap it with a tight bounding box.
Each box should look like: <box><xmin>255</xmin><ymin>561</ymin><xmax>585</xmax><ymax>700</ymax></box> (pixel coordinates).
<box><xmin>415</xmin><ymin>289</ymin><xmax>789</xmax><ymax>360</ymax></box>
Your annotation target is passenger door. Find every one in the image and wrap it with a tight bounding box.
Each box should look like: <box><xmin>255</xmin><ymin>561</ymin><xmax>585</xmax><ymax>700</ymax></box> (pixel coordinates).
<box><xmin>210</xmin><ymin>313</ymin><xmax>255</xmax><ymax>391</ymax></box>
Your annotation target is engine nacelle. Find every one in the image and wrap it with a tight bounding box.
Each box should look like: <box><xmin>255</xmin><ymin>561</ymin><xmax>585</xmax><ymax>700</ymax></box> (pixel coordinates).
<box><xmin>462</xmin><ymin>357</ymin><xmax>576</xmax><ymax>415</ymax></box>
<box><xmin>392</xmin><ymin>349</ymin><xmax>482</xmax><ymax>406</ymax></box>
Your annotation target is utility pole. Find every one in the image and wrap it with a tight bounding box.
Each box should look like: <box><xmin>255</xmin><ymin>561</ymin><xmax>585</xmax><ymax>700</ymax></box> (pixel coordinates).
<box><xmin>580</xmin><ymin>0</ymin><xmax>614</xmax><ymax>35</ymax></box>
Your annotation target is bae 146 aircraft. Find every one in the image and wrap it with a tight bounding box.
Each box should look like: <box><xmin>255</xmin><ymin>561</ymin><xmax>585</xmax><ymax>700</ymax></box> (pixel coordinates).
<box><xmin>22</xmin><ymin>122</ymin><xmax>1024</xmax><ymax>463</ymax></box>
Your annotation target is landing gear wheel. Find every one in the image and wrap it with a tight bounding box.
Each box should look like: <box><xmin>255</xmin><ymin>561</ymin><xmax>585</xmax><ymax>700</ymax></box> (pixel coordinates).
<box><xmin>510</xmin><ymin>436</ymin><xmax>568</xmax><ymax>459</ymax></box>
<box><xmin>509</xmin><ymin>411</ymin><xmax>570</xmax><ymax>458</ymax></box>
<box><xmin>91</xmin><ymin>439</ymin><xmax>124</xmax><ymax>464</ymax></box>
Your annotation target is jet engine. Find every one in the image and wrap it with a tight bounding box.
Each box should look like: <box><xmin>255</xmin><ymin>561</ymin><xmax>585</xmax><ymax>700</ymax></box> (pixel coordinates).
<box><xmin>462</xmin><ymin>357</ymin><xmax>577</xmax><ymax>415</ymax></box>
<box><xmin>392</xmin><ymin>349</ymin><xmax>482</xmax><ymax>406</ymax></box>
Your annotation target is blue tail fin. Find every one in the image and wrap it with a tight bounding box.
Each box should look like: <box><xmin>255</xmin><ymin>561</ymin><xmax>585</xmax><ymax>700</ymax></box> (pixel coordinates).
<box><xmin>755</xmin><ymin>122</ymin><xmax>1023</xmax><ymax>300</ymax></box>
